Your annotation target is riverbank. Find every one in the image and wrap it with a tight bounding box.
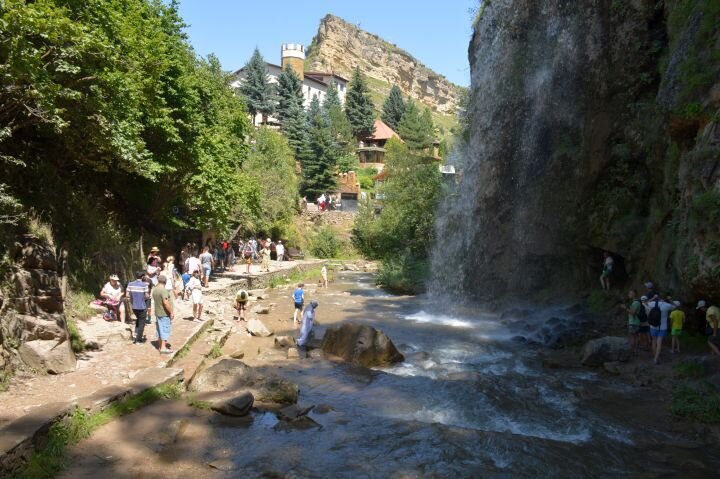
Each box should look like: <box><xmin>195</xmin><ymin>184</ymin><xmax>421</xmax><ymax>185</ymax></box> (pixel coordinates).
<box><xmin>0</xmin><ymin>259</ymin><xmax>356</xmax><ymax>476</ymax></box>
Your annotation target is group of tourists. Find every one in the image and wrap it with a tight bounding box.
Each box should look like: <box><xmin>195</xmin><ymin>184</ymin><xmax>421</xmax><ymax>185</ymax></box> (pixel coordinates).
<box><xmin>625</xmin><ymin>282</ymin><xmax>720</xmax><ymax>365</ymax></box>
<box><xmin>316</xmin><ymin>193</ymin><xmax>339</xmax><ymax>212</ymax></box>
<box><xmin>98</xmin><ymin>241</ymin><xmax>324</xmax><ymax>356</ymax></box>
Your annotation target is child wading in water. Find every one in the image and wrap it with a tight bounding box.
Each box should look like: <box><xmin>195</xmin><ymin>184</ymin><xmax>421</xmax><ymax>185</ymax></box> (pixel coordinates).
<box><xmin>292</xmin><ymin>283</ymin><xmax>304</xmax><ymax>328</ymax></box>
<box><xmin>670</xmin><ymin>300</ymin><xmax>685</xmax><ymax>353</ymax></box>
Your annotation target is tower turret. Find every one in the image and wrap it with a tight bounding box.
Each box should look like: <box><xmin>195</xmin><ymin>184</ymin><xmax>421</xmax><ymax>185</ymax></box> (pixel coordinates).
<box><xmin>281</xmin><ymin>43</ymin><xmax>305</xmax><ymax>81</ymax></box>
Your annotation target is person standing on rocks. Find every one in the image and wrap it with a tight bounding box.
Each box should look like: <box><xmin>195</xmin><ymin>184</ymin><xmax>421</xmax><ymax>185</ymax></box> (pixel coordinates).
<box><xmin>260</xmin><ymin>240</ymin><xmax>271</xmax><ymax>272</ymax></box>
<box><xmin>234</xmin><ymin>288</ymin><xmax>249</xmax><ymax>321</ymax></box>
<box><xmin>626</xmin><ymin>289</ymin><xmax>641</xmax><ymax>355</ymax></box>
<box><xmin>698</xmin><ymin>301</ymin><xmax>720</xmax><ymax>356</ymax></box>
<box><xmin>321</xmin><ymin>265</ymin><xmax>328</xmax><ymax>288</ymax></box>
<box><xmin>126</xmin><ymin>271</ymin><xmax>150</xmax><ymax>344</ymax></box>
<box><xmin>152</xmin><ymin>274</ymin><xmax>174</xmax><ymax>354</ymax></box>
<box><xmin>292</xmin><ymin>283</ymin><xmax>305</xmax><ymax>326</ymax></box>
<box><xmin>648</xmin><ymin>298</ymin><xmax>675</xmax><ymax>365</ymax></box>
<box><xmin>242</xmin><ymin>241</ymin><xmax>254</xmax><ymax>273</ymax></box>
<box><xmin>670</xmin><ymin>301</ymin><xmax>685</xmax><ymax>354</ymax></box>
<box><xmin>297</xmin><ymin>301</ymin><xmax>318</xmax><ymax>349</ymax></box>
<box><xmin>276</xmin><ymin>241</ymin><xmax>285</xmax><ymax>263</ymax></box>
<box><xmin>200</xmin><ymin>246</ymin><xmax>214</xmax><ymax>287</ymax></box>
<box><xmin>600</xmin><ymin>251</ymin><xmax>613</xmax><ymax>290</ymax></box>
<box><xmin>187</xmin><ymin>270</ymin><xmax>204</xmax><ymax>322</ymax></box>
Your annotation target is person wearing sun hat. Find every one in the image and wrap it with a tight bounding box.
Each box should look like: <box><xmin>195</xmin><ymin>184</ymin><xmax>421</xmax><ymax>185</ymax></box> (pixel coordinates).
<box><xmin>147</xmin><ymin>246</ymin><xmax>161</xmax><ymax>264</ymax></box>
<box><xmin>100</xmin><ymin>274</ymin><xmax>124</xmax><ymax>322</ymax></box>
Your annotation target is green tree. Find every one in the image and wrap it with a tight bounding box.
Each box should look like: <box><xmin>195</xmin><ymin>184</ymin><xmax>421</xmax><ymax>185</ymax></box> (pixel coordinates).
<box><xmin>276</xmin><ymin>66</ymin><xmax>303</xmax><ymax>121</ymax></box>
<box><xmin>381</xmin><ymin>85</ymin><xmax>406</xmax><ymax>131</ymax></box>
<box><xmin>244</xmin><ymin>128</ymin><xmax>299</xmax><ymax>233</ymax></box>
<box><xmin>238</xmin><ymin>48</ymin><xmax>276</xmax><ymax>125</ymax></box>
<box><xmin>345</xmin><ymin>67</ymin><xmax>376</xmax><ymax>139</ymax></box>
<box><xmin>302</xmin><ymin>100</ymin><xmax>338</xmax><ymax>197</ymax></box>
<box><xmin>282</xmin><ymin>99</ymin><xmax>311</xmax><ymax>159</ymax></box>
<box><xmin>352</xmin><ymin>138</ymin><xmax>442</xmax><ymax>291</ymax></box>
<box><xmin>323</xmin><ymin>81</ymin><xmax>342</xmax><ymax>111</ymax></box>
<box><xmin>398</xmin><ymin>101</ymin><xmax>434</xmax><ymax>150</ymax></box>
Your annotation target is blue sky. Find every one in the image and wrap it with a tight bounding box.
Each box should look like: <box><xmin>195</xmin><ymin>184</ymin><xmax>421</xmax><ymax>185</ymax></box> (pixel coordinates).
<box><xmin>176</xmin><ymin>0</ymin><xmax>478</xmax><ymax>87</ymax></box>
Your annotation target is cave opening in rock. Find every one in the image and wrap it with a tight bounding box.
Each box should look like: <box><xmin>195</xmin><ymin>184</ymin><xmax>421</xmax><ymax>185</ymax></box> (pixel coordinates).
<box><xmin>589</xmin><ymin>247</ymin><xmax>629</xmax><ymax>288</ymax></box>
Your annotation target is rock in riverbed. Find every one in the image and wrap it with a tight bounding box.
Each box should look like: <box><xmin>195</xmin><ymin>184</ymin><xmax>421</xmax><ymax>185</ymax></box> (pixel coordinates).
<box><xmin>246</xmin><ymin>318</ymin><xmax>272</xmax><ymax>337</ymax></box>
<box><xmin>321</xmin><ymin>322</ymin><xmax>404</xmax><ymax>367</ymax></box>
<box><xmin>581</xmin><ymin>336</ymin><xmax>631</xmax><ymax>367</ymax></box>
<box><xmin>189</xmin><ymin>358</ymin><xmax>298</xmax><ymax>405</ymax></box>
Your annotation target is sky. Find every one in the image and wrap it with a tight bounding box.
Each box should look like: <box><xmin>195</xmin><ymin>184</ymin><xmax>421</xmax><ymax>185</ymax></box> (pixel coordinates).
<box><xmin>176</xmin><ymin>0</ymin><xmax>478</xmax><ymax>87</ymax></box>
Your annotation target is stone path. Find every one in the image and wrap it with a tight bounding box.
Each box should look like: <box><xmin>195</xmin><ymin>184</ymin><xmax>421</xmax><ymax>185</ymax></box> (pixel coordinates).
<box><xmin>0</xmin><ymin>259</ymin><xmax>323</xmax><ymax>474</ymax></box>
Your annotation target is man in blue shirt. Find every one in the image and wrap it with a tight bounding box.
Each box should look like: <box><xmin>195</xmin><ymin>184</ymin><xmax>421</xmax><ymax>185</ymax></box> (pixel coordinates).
<box><xmin>292</xmin><ymin>283</ymin><xmax>304</xmax><ymax>327</ymax></box>
<box><xmin>126</xmin><ymin>271</ymin><xmax>150</xmax><ymax>344</ymax></box>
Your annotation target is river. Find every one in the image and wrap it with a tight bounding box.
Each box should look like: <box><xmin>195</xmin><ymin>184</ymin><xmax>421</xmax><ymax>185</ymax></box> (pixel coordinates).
<box><xmin>63</xmin><ymin>271</ymin><xmax>718</xmax><ymax>478</ymax></box>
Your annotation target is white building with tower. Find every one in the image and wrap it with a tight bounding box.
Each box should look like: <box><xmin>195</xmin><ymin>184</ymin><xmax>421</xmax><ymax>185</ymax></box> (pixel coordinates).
<box><xmin>232</xmin><ymin>43</ymin><xmax>348</xmax><ymax>126</ymax></box>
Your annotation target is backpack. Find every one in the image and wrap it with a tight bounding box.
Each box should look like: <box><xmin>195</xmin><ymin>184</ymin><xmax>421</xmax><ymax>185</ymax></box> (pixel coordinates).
<box><xmin>648</xmin><ymin>301</ymin><xmax>662</xmax><ymax>327</ymax></box>
<box><xmin>637</xmin><ymin>303</ymin><xmax>647</xmax><ymax>323</ymax></box>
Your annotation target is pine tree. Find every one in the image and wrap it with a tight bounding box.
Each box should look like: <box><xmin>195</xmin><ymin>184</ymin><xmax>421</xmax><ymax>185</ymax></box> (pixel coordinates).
<box><xmin>381</xmin><ymin>85</ymin><xmax>405</xmax><ymax>131</ymax></box>
<box><xmin>307</xmin><ymin>94</ymin><xmax>323</xmax><ymax>126</ymax></box>
<box><xmin>302</xmin><ymin>94</ymin><xmax>339</xmax><ymax>197</ymax></box>
<box><xmin>323</xmin><ymin>80</ymin><xmax>342</xmax><ymax>112</ymax></box>
<box><xmin>239</xmin><ymin>48</ymin><xmax>276</xmax><ymax>124</ymax></box>
<box><xmin>398</xmin><ymin>101</ymin><xmax>433</xmax><ymax>150</ymax></box>
<box><xmin>276</xmin><ymin>66</ymin><xmax>303</xmax><ymax>121</ymax></box>
<box><xmin>282</xmin><ymin>99</ymin><xmax>310</xmax><ymax>158</ymax></box>
<box><xmin>345</xmin><ymin>67</ymin><xmax>376</xmax><ymax>139</ymax></box>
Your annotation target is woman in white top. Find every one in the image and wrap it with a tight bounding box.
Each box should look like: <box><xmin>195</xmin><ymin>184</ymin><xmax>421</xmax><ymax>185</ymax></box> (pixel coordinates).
<box><xmin>100</xmin><ymin>274</ymin><xmax>125</xmax><ymax>322</ymax></box>
<box><xmin>164</xmin><ymin>256</ymin><xmax>179</xmax><ymax>298</ymax></box>
<box><xmin>600</xmin><ymin>251</ymin><xmax>613</xmax><ymax>290</ymax></box>
<box><xmin>147</xmin><ymin>257</ymin><xmax>161</xmax><ymax>286</ymax></box>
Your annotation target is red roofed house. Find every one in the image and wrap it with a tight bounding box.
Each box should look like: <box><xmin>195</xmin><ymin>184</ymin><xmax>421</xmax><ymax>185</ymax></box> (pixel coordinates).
<box><xmin>356</xmin><ymin>119</ymin><xmax>401</xmax><ymax>168</ymax></box>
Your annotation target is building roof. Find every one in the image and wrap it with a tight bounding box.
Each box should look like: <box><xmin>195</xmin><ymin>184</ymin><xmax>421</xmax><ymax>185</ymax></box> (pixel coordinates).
<box><xmin>366</xmin><ymin>119</ymin><xmax>400</xmax><ymax>141</ymax></box>
<box><xmin>304</xmin><ymin>71</ymin><xmax>350</xmax><ymax>83</ymax></box>
<box><xmin>234</xmin><ymin>63</ymin><xmax>329</xmax><ymax>87</ymax></box>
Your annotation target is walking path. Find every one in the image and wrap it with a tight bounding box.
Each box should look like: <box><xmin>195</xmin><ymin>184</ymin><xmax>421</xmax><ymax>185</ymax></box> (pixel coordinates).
<box><xmin>0</xmin><ymin>259</ymin><xmax>323</xmax><ymax>473</ymax></box>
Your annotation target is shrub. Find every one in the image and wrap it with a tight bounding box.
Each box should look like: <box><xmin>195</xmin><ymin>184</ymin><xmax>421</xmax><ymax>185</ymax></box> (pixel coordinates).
<box><xmin>587</xmin><ymin>290</ymin><xmax>617</xmax><ymax>313</ymax></box>
<box><xmin>671</xmin><ymin>382</ymin><xmax>720</xmax><ymax>423</ymax></box>
<box><xmin>308</xmin><ymin>227</ymin><xmax>342</xmax><ymax>259</ymax></box>
<box><xmin>376</xmin><ymin>252</ymin><xmax>429</xmax><ymax>294</ymax></box>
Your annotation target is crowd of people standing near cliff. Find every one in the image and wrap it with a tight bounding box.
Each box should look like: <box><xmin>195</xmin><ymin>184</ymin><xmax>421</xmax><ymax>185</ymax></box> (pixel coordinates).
<box><xmin>597</xmin><ymin>251</ymin><xmax>720</xmax><ymax>364</ymax></box>
<box><xmin>98</xmin><ymin>237</ymin><xmax>292</xmax><ymax>355</ymax></box>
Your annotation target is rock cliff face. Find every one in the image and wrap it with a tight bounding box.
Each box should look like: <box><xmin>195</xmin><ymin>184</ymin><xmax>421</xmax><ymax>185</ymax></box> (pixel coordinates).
<box><xmin>0</xmin><ymin>235</ymin><xmax>75</xmax><ymax>375</ymax></box>
<box><xmin>306</xmin><ymin>14</ymin><xmax>463</xmax><ymax>115</ymax></box>
<box><xmin>432</xmin><ymin>0</ymin><xmax>720</xmax><ymax>302</ymax></box>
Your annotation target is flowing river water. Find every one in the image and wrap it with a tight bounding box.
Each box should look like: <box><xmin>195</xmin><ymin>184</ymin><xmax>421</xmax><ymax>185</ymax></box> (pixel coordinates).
<box><xmin>64</xmin><ymin>271</ymin><xmax>718</xmax><ymax>478</ymax></box>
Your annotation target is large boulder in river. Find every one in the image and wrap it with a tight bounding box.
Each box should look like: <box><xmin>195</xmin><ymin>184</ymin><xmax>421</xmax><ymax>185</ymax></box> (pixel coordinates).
<box><xmin>581</xmin><ymin>337</ymin><xmax>631</xmax><ymax>367</ymax></box>
<box><xmin>189</xmin><ymin>359</ymin><xmax>298</xmax><ymax>405</ymax></box>
<box><xmin>246</xmin><ymin>318</ymin><xmax>272</xmax><ymax>337</ymax></box>
<box><xmin>320</xmin><ymin>323</ymin><xmax>404</xmax><ymax>367</ymax></box>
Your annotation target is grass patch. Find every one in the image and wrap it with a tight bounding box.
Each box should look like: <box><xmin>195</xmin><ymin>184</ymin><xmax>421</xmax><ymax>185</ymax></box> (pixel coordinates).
<box><xmin>376</xmin><ymin>255</ymin><xmax>428</xmax><ymax>295</ymax></box>
<box><xmin>173</xmin><ymin>342</ymin><xmax>192</xmax><ymax>361</ymax></box>
<box><xmin>674</xmin><ymin>360</ymin><xmax>708</xmax><ymax>378</ymax></box>
<box><xmin>208</xmin><ymin>343</ymin><xmax>223</xmax><ymax>359</ymax></box>
<box><xmin>268</xmin><ymin>266</ymin><xmax>324</xmax><ymax>289</ymax></box>
<box><xmin>65</xmin><ymin>289</ymin><xmax>97</xmax><ymax>323</ymax></box>
<box><xmin>12</xmin><ymin>382</ymin><xmax>182</xmax><ymax>478</ymax></box>
<box><xmin>671</xmin><ymin>382</ymin><xmax>720</xmax><ymax>423</ymax></box>
<box><xmin>187</xmin><ymin>395</ymin><xmax>213</xmax><ymax>410</ymax></box>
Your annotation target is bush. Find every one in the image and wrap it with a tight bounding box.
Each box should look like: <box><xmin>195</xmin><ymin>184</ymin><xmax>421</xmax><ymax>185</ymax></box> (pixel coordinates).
<box><xmin>671</xmin><ymin>382</ymin><xmax>720</xmax><ymax>423</ymax></box>
<box><xmin>587</xmin><ymin>290</ymin><xmax>617</xmax><ymax>313</ymax></box>
<box><xmin>376</xmin><ymin>252</ymin><xmax>429</xmax><ymax>294</ymax></box>
<box><xmin>308</xmin><ymin>227</ymin><xmax>342</xmax><ymax>259</ymax></box>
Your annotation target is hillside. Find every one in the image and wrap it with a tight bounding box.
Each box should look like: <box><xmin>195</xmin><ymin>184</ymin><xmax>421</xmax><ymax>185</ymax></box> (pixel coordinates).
<box><xmin>305</xmin><ymin>14</ymin><xmax>464</xmax><ymax>138</ymax></box>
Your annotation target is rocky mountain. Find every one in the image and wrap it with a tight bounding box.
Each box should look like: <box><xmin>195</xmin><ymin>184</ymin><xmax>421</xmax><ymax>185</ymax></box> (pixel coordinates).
<box><xmin>306</xmin><ymin>14</ymin><xmax>464</xmax><ymax>117</ymax></box>
<box><xmin>432</xmin><ymin>0</ymin><xmax>720</xmax><ymax>302</ymax></box>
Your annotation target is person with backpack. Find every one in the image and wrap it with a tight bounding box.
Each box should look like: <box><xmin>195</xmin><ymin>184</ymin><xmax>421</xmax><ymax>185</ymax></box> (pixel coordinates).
<box><xmin>234</xmin><ymin>288</ymin><xmax>249</xmax><ymax>321</ymax></box>
<box><xmin>626</xmin><ymin>289</ymin><xmax>642</xmax><ymax>355</ymax></box>
<box><xmin>638</xmin><ymin>296</ymin><xmax>651</xmax><ymax>351</ymax></box>
<box><xmin>647</xmin><ymin>297</ymin><xmax>675</xmax><ymax>365</ymax></box>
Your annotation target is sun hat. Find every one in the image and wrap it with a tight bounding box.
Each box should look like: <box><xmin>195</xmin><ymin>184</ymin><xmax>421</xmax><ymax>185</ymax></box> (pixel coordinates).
<box><xmin>640</xmin><ymin>296</ymin><xmax>648</xmax><ymax>301</ymax></box>
<box><xmin>673</xmin><ymin>300</ymin><xmax>681</xmax><ymax>307</ymax></box>
<box><xmin>644</xmin><ymin>282</ymin><xmax>654</xmax><ymax>289</ymax></box>
<box><xmin>109</xmin><ymin>274</ymin><xmax>119</xmax><ymax>281</ymax></box>
<box><xmin>150</xmin><ymin>246</ymin><xmax>160</xmax><ymax>253</ymax></box>
<box><xmin>697</xmin><ymin>300</ymin><xmax>707</xmax><ymax>309</ymax></box>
